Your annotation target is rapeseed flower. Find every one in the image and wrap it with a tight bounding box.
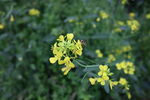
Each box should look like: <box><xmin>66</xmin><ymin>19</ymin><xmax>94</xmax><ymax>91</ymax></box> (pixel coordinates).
<box><xmin>29</xmin><ymin>8</ymin><xmax>40</xmax><ymax>16</ymax></box>
<box><xmin>108</xmin><ymin>54</ymin><xmax>116</xmax><ymax>63</ymax></box>
<box><xmin>129</xmin><ymin>12</ymin><xmax>136</xmax><ymax>18</ymax></box>
<box><xmin>49</xmin><ymin>33</ymin><xmax>83</xmax><ymax>75</ymax></box>
<box><xmin>10</xmin><ymin>15</ymin><xmax>15</xmax><ymax>22</ymax></box>
<box><xmin>89</xmin><ymin>65</ymin><xmax>117</xmax><ymax>89</ymax></box>
<box><xmin>116</xmin><ymin>61</ymin><xmax>135</xmax><ymax>74</ymax></box>
<box><xmin>145</xmin><ymin>13</ymin><xmax>150</xmax><ymax>19</ymax></box>
<box><xmin>0</xmin><ymin>24</ymin><xmax>5</xmax><ymax>30</ymax></box>
<box><xmin>127</xmin><ymin>19</ymin><xmax>140</xmax><ymax>32</ymax></box>
<box><xmin>119</xmin><ymin>77</ymin><xmax>129</xmax><ymax>90</ymax></box>
<box><xmin>96</xmin><ymin>17</ymin><xmax>101</xmax><ymax>22</ymax></box>
<box><xmin>121</xmin><ymin>0</ymin><xmax>127</xmax><ymax>5</ymax></box>
<box><xmin>95</xmin><ymin>49</ymin><xmax>103</xmax><ymax>58</ymax></box>
<box><xmin>116</xmin><ymin>45</ymin><xmax>132</xmax><ymax>54</ymax></box>
<box><xmin>99</xmin><ymin>11</ymin><xmax>109</xmax><ymax>19</ymax></box>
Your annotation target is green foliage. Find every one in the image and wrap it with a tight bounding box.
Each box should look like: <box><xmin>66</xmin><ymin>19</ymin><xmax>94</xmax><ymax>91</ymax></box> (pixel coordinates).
<box><xmin>0</xmin><ymin>0</ymin><xmax>150</xmax><ymax>100</ymax></box>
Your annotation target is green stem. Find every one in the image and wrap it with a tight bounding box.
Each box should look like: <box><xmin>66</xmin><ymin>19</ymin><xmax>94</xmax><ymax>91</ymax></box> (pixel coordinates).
<box><xmin>74</xmin><ymin>60</ymin><xmax>99</xmax><ymax>68</ymax></box>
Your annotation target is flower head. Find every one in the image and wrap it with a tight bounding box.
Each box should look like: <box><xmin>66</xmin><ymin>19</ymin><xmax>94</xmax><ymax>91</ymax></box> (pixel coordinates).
<box><xmin>99</xmin><ymin>11</ymin><xmax>109</xmax><ymax>19</ymax></box>
<box><xmin>116</xmin><ymin>61</ymin><xmax>135</xmax><ymax>75</ymax></box>
<box><xmin>49</xmin><ymin>33</ymin><xmax>83</xmax><ymax>75</ymax></box>
<box><xmin>29</xmin><ymin>8</ymin><xmax>40</xmax><ymax>16</ymax></box>
<box><xmin>0</xmin><ymin>24</ymin><xmax>5</xmax><ymax>30</ymax></box>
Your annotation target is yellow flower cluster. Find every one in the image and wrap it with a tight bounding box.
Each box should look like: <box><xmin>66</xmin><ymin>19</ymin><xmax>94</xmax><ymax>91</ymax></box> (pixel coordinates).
<box><xmin>119</xmin><ymin>78</ymin><xmax>131</xmax><ymax>99</ymax></box>
<box><xmin>99</xmin><ymin>11</ymin><xmax>109</xmax><ymax>19</ymax></box>
<box><xmin>116</xmin><ymin>45</ymin><xmax>132</xmax><ymax>54</ymax></box>
<box><xmin>116</xmin><ymin>61</ymin><xmax>135</xmax><ymax>74</ymax></box>
<box><xmin>113</xmin><ymin>21</ymin><xmax>125</xmax><ymax>33</ymax></box>
<box><xmin>89</xmin><ymin>65</ymin><xmax>118</xmax><ymax>89</ymax></box>
<box><xmin>49</xmin><ymin>33</ymin><xmax>83</xmax><ymax>75</ymax></box>
<box><xmin>107</xmin><ymin>54</ymin><xmax>116</xmax><ymax>63</ymax></box>
<box><xmin>127</xmin><ymin>19</ymin><xmax>140</xmax><ymax>32</ymax></box>
<box><xmin>95</xmin><ymin>49</ymin><xmax>103</xmax><ymax>58</ymax></box>
<box><xmin>145</xmin><ymin>13</ymin><xmax>150</xmax><ymax>19</ymax></box>
<box><xmin>29</xmin><ymin>8</ymin><xmax>40</xmax><ymax>16</ymax></box>
<box><xmin>0</xmin><ymin>24</ymin><xmax>5</xmax><ymax>30</ymax></box>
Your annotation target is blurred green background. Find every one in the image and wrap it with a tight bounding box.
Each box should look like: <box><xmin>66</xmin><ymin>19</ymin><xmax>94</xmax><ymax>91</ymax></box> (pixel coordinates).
<box><xmin>0</xmin><ymin>0</ymin><xmax>150</xmax><ymax>100</ymax></box>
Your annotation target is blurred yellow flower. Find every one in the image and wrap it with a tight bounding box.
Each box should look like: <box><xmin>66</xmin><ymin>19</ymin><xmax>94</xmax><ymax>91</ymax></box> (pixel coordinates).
<box><xmin>121</xmin><ymin>0</ymin><xmax>127</xmax><ymax>5</ymax></box>
<box><xmin>10</xmin><ymin>15</ymin><xmax>15</xmax><ymax>22</ymax></box>
<box><xmin>29</xmin><ymin>8</ymin><xmax>40</xmax><ymax>16</ymax></box>
<box><xmin>127</xmin><ymin>19</ymin><xmax>140</xmax><ymax>32</ymax></box>
<box><xmin>99</xmin><ymin>11</ymin><xmax>109</xmax><ymax>19</ymax></box>
<box><xmin>129</xmin><ymin>12</ymin><xmax>135</xmax><ymax>18</ymax></box>
<box><xmin>113</xmin><ymin>28</ymin><xmax>122</xmax><ymax>33</ymax></box>
<box><xmin>119</xmin><ymin>77</ymin><xmax>129</xmax><ymax>90</ymax></box>
<box><xmin>95</xmin><ymin>49</ymin><xmax>103</xmax><ymax>58</ymax></box>
<box><xmin>127</xmin><ymin>92</ymin><xmax>131</xmax><ymax>99</ymax></box>
<box><xmin>0</xmin><ymin>24</ymin><xmax>5</xmax><ymax>30</ymax></box>
<box><xmin>145</xmin><ymin>13</ymin><xmax>150</xmax><ymax>19</ymax></box>
<box><xmin>92</xmin><ymin>23</ymin><xmax>96</xmax><ymax>28</ymax></box>
<box><xmin>96</xmin><ymin>17</ymin><xmax>101</xmax><ymax>22</ymax></box>
<box><xmin>68</xmin><ymin>19</ymin><xmax>75</xmax><ymax>23</ymax></box>
<box><xmin>117</xmin><ymin>21</ymin><xmax>125</xmax><ymax>26</ymax></box>
<box><xmin>108</xmin><ymin>54</ymin><xmax>116</xmax><ymax>63</ymax></box>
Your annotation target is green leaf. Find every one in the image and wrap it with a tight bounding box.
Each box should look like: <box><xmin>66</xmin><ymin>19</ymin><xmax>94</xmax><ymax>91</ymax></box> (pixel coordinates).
<box><xmin>104</xmin><ymin>81</ymin><xmax>110</xmax><ymax>93</ymax></box>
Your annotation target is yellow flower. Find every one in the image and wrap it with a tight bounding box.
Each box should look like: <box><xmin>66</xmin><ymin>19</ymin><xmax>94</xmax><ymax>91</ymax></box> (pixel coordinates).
<box><xmin>92</xmin><ymin>23</ymin><xmax>96</xmax><ymax>28</ymax></box>
<box><xmin>57</xmin><ymin>35</ymin><xmax>64</xmax><ymax>41</ymax></box>
<box><xmin>10</xmin><ymin>15</ymin><xmax>15</xmax><ymax>22</ymax></box>
<box><xmin>109</xmin><ymin>80</ymin><xmax>118</xmax><ymax>89</ymax></box>
<box><xmin>127</xmin><ymin>92</ymin><xmax>131</xmax><ymax>99</ymax></box>
<box><xmin>121</xmin><ymin>0</ymin><xmax>127</xmax><ymax>5</ymax></box>
<box><xmin>73</xmin><ymin>40</ymin><xmax>83</xmax><ymax>56</ymax></box>
<box><xmin>95</xmin><ymin>49</ymin><xmax>103</xmax><ymax>58</ymax></box>
<box><xmin>127</xmin><ymin>19</ymin><xmax>140</xmax><ymax>32</ymax></box>
<box><xmin>89</xmin><ymin>65</ymin><xmax>118</xmax><ymax>90</ymax></box>
<box><xmin>29</xmin><ymin>8</ymin><xmax>40</xmax><ymax>16</ymax></box>
<box><xmin>99</xmin><ymin>11</ymin><xmax>109</xmax><ymax>19</ymax></box>
<box><xmin>117</xmin><ymin>21</ymin><xmax>125</xmax><ymax>26</ymax></box>
<box><xmin>129</xmin><ymin>12</ymin><xmax>135</xmax><ymax>18</ymax></box>
<box><xmin>119</xmin><ymin>78</ymin><xmax>127</xmax><ymax>85</ymax></box>
<box><xmin>0</xmin><ymin>24</ymin><xmax>5</xmax><ymax>30</ymax></box>
<box><xmin>67</xmin><ymin>33</ymin><xmax>74</xmax><ymax>40</ymax></box>
<box><xmin>89</xmin><ymin>78</ymin><xmax>96</xmax><ymax>85</ymax></box>
<box><xmin>108</xmin><ymin>54</ymin><xmax>116</xmax><ymax>63</ymax></box>
<box><xmin>145</xmin><ymin>13</ymin><xmax>150</xmax><ymax>19</ymax></box>
<box><xmin>119</xmin><ymin>78</ymin><xmax>130</xmax><ymax>90</ymax></box>
<box><xmin>116</xmin><ymin>61</ymin><xmax>135</xmax><ymax>75</ymax></box>
<box><xmin>49</xmin><ymin>33</ymin><xmax>83</xmax><ymax>75</ymax></box>
<box><xmin>113</xmin><ymin>28</ymin><xmax>122</xmax><ymax>33</ymax></box>
<box><xmin>96</xmin><ymin>17</ymin><xmax>101</xmax><ymax>22</ymax></box>
<box><xmin>61</xmin><ymin>57</ymin><xmax>75</xmax><ymax>75</ymax></box>
<box><xmin>49</xmin><ymin>57</ymin><xmax>57</xmax><ymax>64</ymax></box>
<box><xmin>97</xmin><ymin>77</ymin><xmax>108</xmax><ymax>85</ymax></box>
<box><xmin>68</xmin><ymin>19</ymin><xmax>75</xmax><ymax>23</ymax></box>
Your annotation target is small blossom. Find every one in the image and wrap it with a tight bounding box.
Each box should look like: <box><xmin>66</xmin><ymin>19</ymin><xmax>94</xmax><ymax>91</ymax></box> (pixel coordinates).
<box><xmin>95</xmin><ymin>49</ymin><xmax>103</xmax><ymax>58</ymax></box>
<box><xmin>99</xmin><ymin>11</ymin><xmax>109</xmax><ymax>19</ymax></box>
<box><xmin>145</xmin><ymin>13</ymin><xmax>150</xmax><ymax>19</ymax></box>
<box><xmin>0</xmin><ymin>24</ymin><xmax>5</xmax><ymax>30</ymax></box>
<box><xmin>10</xmin><ymin>15</ymin><xmax>15</xmax><ymax>22</ymax></box>
<box><xmin>29</xmin><ymin>8</ymin><xmax>40</xmax><ymax>16</ymax></box>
